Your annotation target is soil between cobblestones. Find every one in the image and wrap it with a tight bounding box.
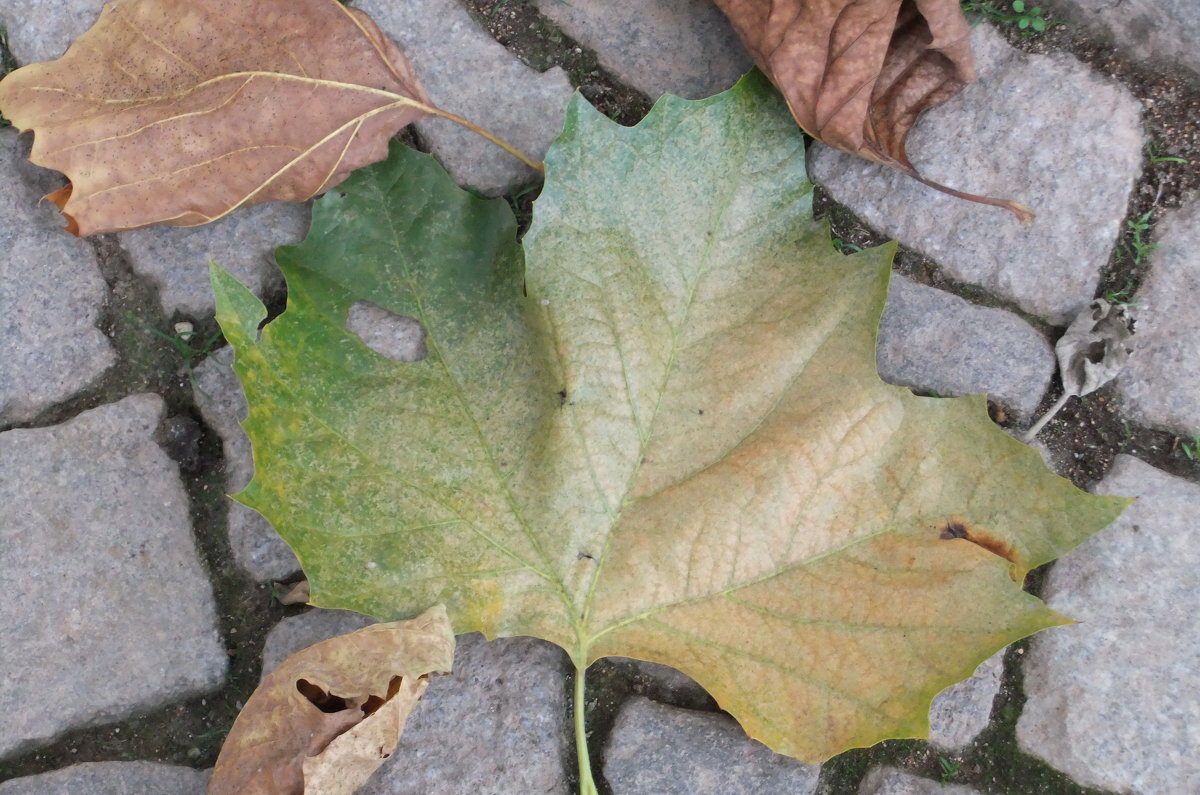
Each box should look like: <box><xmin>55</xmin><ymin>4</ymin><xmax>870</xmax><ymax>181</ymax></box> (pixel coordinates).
<box><xmin>1</xmin><ymin>1</ymin><xmax>1198</xmax><ymax>792</ymax></box>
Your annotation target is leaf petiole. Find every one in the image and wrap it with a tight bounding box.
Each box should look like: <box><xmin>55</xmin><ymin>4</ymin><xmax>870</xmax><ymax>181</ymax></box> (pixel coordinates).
<box><xmin>574</xmin><ymin>663</ymin><xmax>598</xmax><ymax>795</ymax></box>
<box><xmin>424</xmin><ymin>103</ymin><xmax>546</xmax><ymax>174</ymax></box>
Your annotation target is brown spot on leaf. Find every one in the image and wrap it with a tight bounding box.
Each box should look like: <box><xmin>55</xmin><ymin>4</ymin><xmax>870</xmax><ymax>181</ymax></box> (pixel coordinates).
<box><xmin>938</xmin><ymin>517</ymin><xmax>1017</xmax><ymax>564</ymax></box>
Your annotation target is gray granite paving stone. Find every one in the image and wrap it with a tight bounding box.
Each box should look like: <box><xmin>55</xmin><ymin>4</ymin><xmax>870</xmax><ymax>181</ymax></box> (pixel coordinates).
<box><xmin>539</xmin><ymin>0</ymin><xmax>752</xmax><ymax>100</ymax></box>
<box><xmin>859</xmin><ymin>767</ymin><xmax>981</xmax><ymax>795</ymax></box>
<box><xmin>1</xmin><ymin>128</ymin><xmax>115</xmax><ymax>425</ymax></box>
<box><xmin>119</xmin><ymin>202</ymin><xmax>308</xmax><ymax>318</ymax></box>
<box><xmin>876</xmin><ymin>275</ymin><xmax>1053</xmax><ymax>420</ymax></box>
<box><xmin>261</xmin><ymin>609</ymin><xmax>571</xmax><ymax>794</ymax></box>
<box><xmin>260</xmin><ymin>609</ymin><xmax>376</xmax><ymax>675</ymax></box>
<box><xmin>1017</xmin><ymin>455</ymin><xmax>1200</xmax><ymax>793</ymax></box>
<box><xmin>1118</xmin><ymin>199</ymin><xmax>1200</xmax><ymax>436</ymax></box>
<box><xmin>927</xmin><ymin>650</ymin><xmax>1002</xmax><ymax>751</ymax></box>
<box><xmin>0</xmin><ymin>0</ymin><xmax>100</xmax><ymax>66</ymax></box>
<box><xmin>354</xmin><ymin>0</ymin><xmax>572</xmax><ymax>196</ymax></box>
<box><xmin>0</xmin><ymin>762</ymin><xmax>210</xmax><ymax>795</ymax></box>
<box><xmin>604</xmin><ymin>697</ymin><xmax>820</xmax><ymax>794</ymax></box>
<box><xmin>810</xmin><ymin>24</ymin><xmax>1143</xmax><ymax>324</ymax></box>
<box><xmin>0</xmin><ymin>395</ymin><xmax>227</xmax><ymax>759</ymax></box>
<box><xmin>1052</xmin><ymin>0</ymin><xmax>1200</xmax><ymax>79</ymax></box>
<box><xmin>193</xmin><ymin>347</ymin><xmax>301</xmax><ymax>582</ymax></box>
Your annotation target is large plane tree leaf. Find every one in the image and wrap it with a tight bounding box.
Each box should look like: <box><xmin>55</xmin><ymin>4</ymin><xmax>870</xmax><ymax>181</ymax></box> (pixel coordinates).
<box><xmin>212</xmin><ymin>73</ymin><xmax>1124</xmax><ymax>765</ymax></box>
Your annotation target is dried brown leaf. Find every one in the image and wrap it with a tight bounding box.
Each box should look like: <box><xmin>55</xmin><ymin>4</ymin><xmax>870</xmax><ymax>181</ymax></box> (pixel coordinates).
<box><xmin>275</xmin><ymin>579</ymin><xmax>311</xmax><ymax>606</ymax></box>
<box><xmin>300</xmin><ymin>676</ymin><xmax>426</xmax><ymax>795</ymax></box>
<box><xmin>713</xmin><ymin>0</ymin><xmax>1033</xmax><ymax>221</ymax></box>
<box><xmin>0</xmin><ymin>0</ymin><xmax>433</xmax><ymax>235</ymax></box>
<box><xmin>208</xmin><ymin>604</ymin><xmax>454</xmax><ymax>795</ymax></box>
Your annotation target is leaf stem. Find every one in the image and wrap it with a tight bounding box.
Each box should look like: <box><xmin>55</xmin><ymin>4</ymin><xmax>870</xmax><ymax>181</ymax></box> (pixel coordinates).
<box><xmin>421</xmin><ymin>104</ymin><xmax>545</xmax><ymax>175</ymax></box>
<box><xmin>574</xmin><ymin>662</ymin><xmax>598</xmax><ymax>795</ymax></box>
<box><xmin>1021</xmin><ymin>392</ymin><xmax>1071</xmax><ymax>443</ymax></box>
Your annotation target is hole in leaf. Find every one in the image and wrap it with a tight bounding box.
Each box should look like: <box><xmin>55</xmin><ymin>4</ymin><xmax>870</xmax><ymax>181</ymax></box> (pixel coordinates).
<box><xmin>296</xmin><ymin>679</ymin><xmax>351</xmax><ymax>713</ymax></box>
<box><xmin>346</xmin><ymin>301</ymin><xmax>427</xmax><ymax>362</ymax></box>
<box><xmin>360</xmin><ymin>675</ymin><xmax>405</xmax><ymax>717</ymax></box>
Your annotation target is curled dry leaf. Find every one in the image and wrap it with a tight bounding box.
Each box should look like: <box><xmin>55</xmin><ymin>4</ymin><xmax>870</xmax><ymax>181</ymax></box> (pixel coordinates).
<box><xmin>0</xmin><ymin>0</ymin><xmax>432</xmax><ymax>235</ymax></box>
<box><xmin>300</xmin><ymin>674</ymin><xmax>427</xmax><ymax>795</ymax></box>
<box><xmin>1023</xmin><ymin>298</ymin><xmax>1135</xmax><ymax>441</ymax></box>
<box><xmin>275</xmin><ymin>579</ymin><xmax>312</xmax><ymax>606</ymax></box>
<box><xmin>208</xmin><ymin>604</ymin><xmax>454</xmax><ymax>795</ymax></box>
<box><xmin>1056</xmin><ymin>298</ymin><xmax>1136</xmax><ymax>398</ymax></box>
<box><xmin>712</xmin><ymin>0</ymin><xmax>1034</xmax><ymax>221</ymax></box>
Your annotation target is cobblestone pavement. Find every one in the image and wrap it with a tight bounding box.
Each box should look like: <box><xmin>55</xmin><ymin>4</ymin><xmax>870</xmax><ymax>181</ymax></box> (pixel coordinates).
<box><xmin>1</xmin><ymin>0</ymin><xmax>1197</xmax><ymax>792</ymax></box>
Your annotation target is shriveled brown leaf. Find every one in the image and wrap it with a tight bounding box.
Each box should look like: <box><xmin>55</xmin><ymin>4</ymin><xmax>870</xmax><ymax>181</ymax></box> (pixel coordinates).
<box><xmin>301</xmin><ymin>676</ymin><xmax>426</xmax><ymax>795</ymax></box>
<box><xmin>1023</xmin><ymin>299</ymin><xmax>1136</xmax><ymax>441</ymax></box>
<box><xmin>0</xmin><ymin>0</ymin><xmax>432</xmax><ymax>235</ymax></box>
<box><xmin>208</xmin><ymin>604</ymin><xmax>454</xmax><ymax>795</ymax></box>
<box><xmin>275</xmin><ymin>579</ymin><xmax>311</xmax><ymax>606</ymax></box>
<box><xmin>713</xmin><ymin>0</ymin><xmax>1033</xmax><ymax>221</ymax></box>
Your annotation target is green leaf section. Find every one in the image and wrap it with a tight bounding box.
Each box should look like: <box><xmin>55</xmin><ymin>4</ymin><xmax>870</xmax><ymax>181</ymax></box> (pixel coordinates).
<box><xmin>214</xmin><ymin>73</ymin><xmax>1126</xmax><ymax>762</ymax></box>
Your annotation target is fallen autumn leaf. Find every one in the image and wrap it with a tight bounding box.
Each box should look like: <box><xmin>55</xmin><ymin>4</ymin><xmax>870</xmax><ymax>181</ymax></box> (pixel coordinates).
<box><xmin>713</xmin><ymin>0</ymin><xmax>1034</xmax><ymax>221</ymax></box>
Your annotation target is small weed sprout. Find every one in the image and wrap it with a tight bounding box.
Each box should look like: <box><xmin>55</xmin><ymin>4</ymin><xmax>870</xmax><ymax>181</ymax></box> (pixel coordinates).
<box><xmin>832</xmin><ymin>237</ymin><xmax>864</xmax><ymax>255</ymax></box>
<box><xmin>961</xmin><ymin>0</ymin><xmax>1056</xmax><ymax>35</ymax></box>
<box><xmin>1124</xmin><ymin>209</ymin><xmax>1158</xmax><ymax>264</ymax></box>
<box><xmin>1179</xmin><ymin>431</ymin><xmax>1200</xmax><ymax>462</ymax></box>
<box><xmin>1145</xmin><ymin>138</ymin><xmax>1188</xmax><ymax>165</ymax></box>
<box><xmin>1102</xmin><ymin>283</ymin><xmax>1140</xmax><ymax>308</ymax></box>
<box><xmin>938</xmin><ymin>756</ymin><xmax>962</xmax><ymax>782</ymax></box>
<box><xmin>147</xmin><ymin>321</ymin><xmax>223</xmax><ymax>391</ymax></box>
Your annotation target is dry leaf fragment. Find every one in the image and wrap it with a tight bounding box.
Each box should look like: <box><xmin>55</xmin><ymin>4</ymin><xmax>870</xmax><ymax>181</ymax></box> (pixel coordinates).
<box><xmin>301</xmin><ymin>675</ymin><xmax>427</xmax><ymax>795</ymax></box>
<box><xmin>712</xmin><ymin>0</ymin><xmax>1034</xmax><ymax>221</ymax></box>
<box><xmin>1022</xmin><ymin>299</ymin><xmax>1135</xmax><ymax>441</ymax></box>
<box><xmin>275</xmin><ymin>579</ymin><xmax>312</xmax><ymax>606</ymax></box>
<box><xmin>0</xmin><ymin>0</ymin><xmax>434</xmax><ymax>235</ymax></box>
<box><xmin>208</xmin><ymin>604</ymin><xmax>454</xmax><ymax>795</ymax></box>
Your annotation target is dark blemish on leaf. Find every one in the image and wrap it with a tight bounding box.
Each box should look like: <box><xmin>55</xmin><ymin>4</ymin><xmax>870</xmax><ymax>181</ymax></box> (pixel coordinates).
<box><xmin>938</xmin><ymin>518</ymin><xmax>1018</xmax><ymax>564</ymax></box>
<box><xmin>577</xmin><ymin>551</ymin><xmax>595</xmax><ymax>561</ymax></box>
<box><xmin>558</xmin><ymin>389</ymin><xmax>568</xmax><ymax>406</ymax></box>
<box><xmin>939</xmin><ymin>519</ymin><xmax>968</xmax><ymax>539</ymax></box>
<box><xmin>697</xmin><ymin>409</ymin><xmax>704</xmax><ymax>415</ymax></box>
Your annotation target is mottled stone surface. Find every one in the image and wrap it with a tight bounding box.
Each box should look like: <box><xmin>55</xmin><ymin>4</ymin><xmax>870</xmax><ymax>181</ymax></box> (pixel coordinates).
<box><xmin>604</xmin><ymin>698</ymin><xmax>820</xmax><ymax>794</ymax></box>
<box><xmin>260</xmin><ymin>609</ymin><xmax>376</xmax><ymax>675</ymax></box>
<box><xmin>120</xmin><ymin>202</ymin><xmax>308</xmax><ymax>317</ymax></box>
<box><xmin>1118</xmin><ymin>200</ymin><xmax>1200</xmax><ymax>435</ymax></box>
<box><xmin>1</xmin><ymin>128</ymin><xmax>114</xmax><ymax>424</ymax></box>
<box><xmin>810</xmin><ymin>25</ymin><xmax>1142</xmax><ymax>324</ymax></box>
<box><xmin>859</xmin><ymin>767</ymin><xmax>981</xmax><ymax>795</ymax></box>
<box><xmin>1017</xmin><ymin>455</ymin><xmax>1200</xmax><ymax>793</ymax></box>
<box><xmin>0</xmin><ymin>0</ymin><xmax>102</xmax><ymax>65</ymax></box>
<box><xmin>539</xmin><ymin>0</ymin><xmax>752</xmax><ymax>100</ymax></box>
<box><xmin>1052</xmin><ymin>0</ymin><xmax>1200</xmax><ymax>78</ymax></box>
<box><xmin>193</xmin><ymin>348</ymin><xmax>300</xmax><ymax>581</ymax></box>
<box><xmin>928</xmin><ymin>651</ymin><xmax>1003</xmax><ymax>750</ymax></box>
<box><xmin>618</xmin><ymin>658</ymin><xmax>712</xmax><ymax>708</ymax></box>
<box><xmin>263</xmin><ymin>610</ymin><xmax>571</xmax><ymax>794</ymax></box>
<box><xmin>0</xmin><ymin>762</ymin><xmax>210</xmax><ymax>795</ymax></box>
<box><xmin>0</xmin><ymin>396</ymin><xmax>227</xmax><ymax>759</ymax></box>
<box><xmin>876</xmin><ymin>275</ymin><xmax>1053</xmax><ymax>419</ymax></box>
<box><xmin>355</xmin><ymin>0</ymin><xmax>572</xmax><ymax>195</ymax></box>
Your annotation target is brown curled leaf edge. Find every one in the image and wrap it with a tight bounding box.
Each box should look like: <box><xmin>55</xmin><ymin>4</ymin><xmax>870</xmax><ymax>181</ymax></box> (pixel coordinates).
<box><xmin>713</xmin><ymin>0</ymin><xmax>1034</xmax><ymax>222</ymax></box>
<box><xmin>0</xmin><ymin>0</ymin><xmax>540</xmax><ymax>236</ymax></box>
